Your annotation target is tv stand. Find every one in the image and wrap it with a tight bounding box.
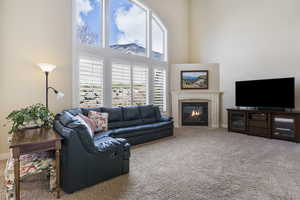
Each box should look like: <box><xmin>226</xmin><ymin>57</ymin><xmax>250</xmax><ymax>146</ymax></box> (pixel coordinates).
<box><xmin>227</xmin><ymin>108</ymin><xmax>300</xmax><ymax>142</ymax></box>
<box><xmin>256</xmin><ymin>107</ymin><xmax>286</xmax><ymax>112</ymax></box>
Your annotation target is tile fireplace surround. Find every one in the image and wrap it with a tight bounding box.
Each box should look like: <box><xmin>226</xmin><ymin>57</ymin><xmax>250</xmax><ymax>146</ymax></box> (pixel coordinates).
<box><xmin>172</xmin><ymin>91</ymin><xmax>222</xmax><ymax>128</ymax></box>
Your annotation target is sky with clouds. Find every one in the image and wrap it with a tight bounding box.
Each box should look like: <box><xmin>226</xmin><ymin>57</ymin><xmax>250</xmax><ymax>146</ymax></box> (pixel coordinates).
<box><xmin>77</xmin><ymin>0</ymin><xmax>163</xmax><ymax>53</ymax></box>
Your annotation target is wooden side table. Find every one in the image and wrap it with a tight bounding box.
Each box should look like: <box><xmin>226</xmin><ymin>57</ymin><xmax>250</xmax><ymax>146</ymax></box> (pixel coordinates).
<box><xmin>9</xmin><ymin>128</ymin><xmax>63</xmax><ymax>200</ymax></box>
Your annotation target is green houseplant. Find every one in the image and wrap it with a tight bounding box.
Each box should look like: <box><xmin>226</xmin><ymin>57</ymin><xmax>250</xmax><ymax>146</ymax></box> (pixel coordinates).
<box><xmin>6</xmin><ymin>103</ymin><xmax>54</xmax><ymax>134</ymax></box>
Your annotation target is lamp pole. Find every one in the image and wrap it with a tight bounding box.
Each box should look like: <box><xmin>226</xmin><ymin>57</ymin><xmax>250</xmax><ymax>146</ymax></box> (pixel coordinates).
<box><xmin>46</xmin><ymin>72</ymin><xmax>49</xmax><ymax>109</ymax></box>
<box><xmin>38</xmin><ymin>63</ymin><xmax>64</xmax><ymax>109</ymax></box>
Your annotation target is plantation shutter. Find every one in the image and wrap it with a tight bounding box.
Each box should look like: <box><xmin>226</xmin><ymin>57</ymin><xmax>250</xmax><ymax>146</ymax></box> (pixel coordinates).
<box><xmin>112</xmin><ymin>62</ymin><xmax>132</xmax><ymax>107</ymax></box>
<box><xmin>153</xmin><ymin>68</ymin><xmax>167</xmax><ymax>112</ymax></box>
<box><xmin>132</xmin><ymin>65</ymin><xmax>148</xmax><ymax>106</ymax></box>
<box><xmin>79</xmin><ymin>58</ymin><xmax>104</xmax><ymax>107</ymax></box>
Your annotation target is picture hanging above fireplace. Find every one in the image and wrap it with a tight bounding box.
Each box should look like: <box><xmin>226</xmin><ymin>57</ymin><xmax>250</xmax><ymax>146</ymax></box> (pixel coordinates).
<box><xmin>181</xmin><ymin>70</ymin><xmax>209</xmax><ymax>89</ymax></box>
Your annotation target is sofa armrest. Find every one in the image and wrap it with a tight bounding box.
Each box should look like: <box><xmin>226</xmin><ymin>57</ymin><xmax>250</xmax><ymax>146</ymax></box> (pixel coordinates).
<box><xmin>54</xmin><ymin>120</ymin><xmax>102</xmax><ymax>156</ymax></box>
<box><xmin>160</xmin><ymin>116</ymin><xmax>173</xmax><ymax>122</ymax></box>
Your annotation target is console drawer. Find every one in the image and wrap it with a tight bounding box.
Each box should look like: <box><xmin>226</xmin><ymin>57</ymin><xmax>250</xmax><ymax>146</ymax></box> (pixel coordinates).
<box><xmin>248</xmin><ymin>127</ymin><xmax>270</xmax><ymax>138</ymax></box>
<box><xmin>248</xmin><ymin>120</ymin><xmax>268</xmax><ymax>128</ymax></box>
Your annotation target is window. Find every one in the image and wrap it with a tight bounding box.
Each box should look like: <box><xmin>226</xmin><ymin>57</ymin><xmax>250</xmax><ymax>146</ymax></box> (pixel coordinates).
<box><xmin>152</xmin><ymin>17</ymin><xmax>165</xmax><ymax>61</ymax></box>
<box><xmin>132</xmin><ymin>65</ymin><xmax>148</xmax><ymax>105</ymax></box>
<box><xmin>112</xmin><ymin>62</ymin><xmax>131</xmax><ymax>107</ymax></box>
<box><xmin>153</xmin><ymin>68</ymin><xmax>167</xmax><ymax>112</ymax></box>
<box><xmin>109</xmin><ymin>0</ymin><xmax>147</xmax><ymax>56</ymax></box>
<box><xmin>76</xmin><ymin>0</ymin><xmax>102</xmax><ymax>46</ymax></box>
<box><xmin>112</xmin><ymin>63</ymin><xmax>148</xmax><ymax>107</ymax></box>
<box><xmin>79</xmin><ymin>58</ymin><xmax>104</xmax><ymax>107</ymax></box>
<box><xmin>74</xmin><ymin>0</ymin><xmax>168</xmax><ymax>113</ymax></box>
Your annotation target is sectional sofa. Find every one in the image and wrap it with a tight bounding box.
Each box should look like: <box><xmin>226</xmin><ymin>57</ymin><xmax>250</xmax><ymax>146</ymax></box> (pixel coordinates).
<box><xmin>54</xmin><ymin>105</ymin><xmax>174</xmax><ymax>193</ymax></box>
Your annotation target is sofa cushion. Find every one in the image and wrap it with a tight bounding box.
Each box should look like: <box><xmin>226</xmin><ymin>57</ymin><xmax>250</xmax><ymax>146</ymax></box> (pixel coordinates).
<box><xmin>81</xmin><ymin>107</ymin><xmax>102</xmax><ymax>116</ymax></box>
<box><xmin>109</xmin><ymin>121</ymin><xmax>127</xmax><ymax>129</ymax></box>
<box><xmin>59</xmin><ymin>112</ymin><xmax>78</xmax><ymax>127</ymax></box>
<box><xmin>153</xmin><ymin>106</ymin><xmax>162</xmax><ymax>121</ymax></box>
<box><xmin>93</xmin><ymin>130</ymin><xmax>115</xmax><ymax>141</ymax></box>
<box><xmin>117</xmin><ymin>127</ymin><xmax>172</xmax><ymax>141</ymax></box>
<box><xmin>94</xmin><ymin>136</ymin><xmax>127</xmax><ymax>152</ymax></box>
<box><xmin>122</xmin><ymin>106</ymin><xmax>141</xmax><ymax>121</ymax></box>
<box><xmin>112</xmin><ymin>121</ymin><xmax>173</xmax><ymax>137</ymax></box>
<box><xmin>139</xmin><ymin>105</ymin><xmax>155</xmax><ymax>119</ymax></box>
<box><xmin>108</xmin><ymin>119</ymin><xmax>143</xmax><ymax>129</ymax></box>
<box><xmin>102</xmin><ymin>107</ymin><xmax>123</xmax><ymax>122</ymax></box>
<box><xmin>121</xmin><ymin>120</ymin><xmax>143</xmax><ymax>127</ymax></box>
<box><xmin>64</xmin><ymin>108</ymin><xmax>82</xmax><ymax>116</ymax></box>
<box><xmin>142</xmin><ymin>118</ymin><xmax>157</xmax><ymax>124</ymax></box>
<box><xmin>139</xmin><ymin>105</ymin><xmax>158</xmax><ymax>124</ymax></box>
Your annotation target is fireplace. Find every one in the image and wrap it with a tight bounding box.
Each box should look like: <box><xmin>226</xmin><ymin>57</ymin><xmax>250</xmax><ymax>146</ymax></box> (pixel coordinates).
<box><xmin>182</xmin><ymin>102</ymin><xmax>209</xmax><ymax>126</ymax></box>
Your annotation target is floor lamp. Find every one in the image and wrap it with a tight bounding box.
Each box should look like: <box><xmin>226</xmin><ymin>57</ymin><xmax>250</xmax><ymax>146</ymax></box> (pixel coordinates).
<box><xmin>37</xmin><ymin>63</ymin><xmax>64</xmax><ymax>109</ymax></box>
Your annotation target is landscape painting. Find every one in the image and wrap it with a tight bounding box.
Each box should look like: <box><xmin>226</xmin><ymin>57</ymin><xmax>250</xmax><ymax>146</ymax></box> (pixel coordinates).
<box><xmin>181</xmin><ymin>71</ymin><xmax>209</xmax><ymax>89</ymax></box>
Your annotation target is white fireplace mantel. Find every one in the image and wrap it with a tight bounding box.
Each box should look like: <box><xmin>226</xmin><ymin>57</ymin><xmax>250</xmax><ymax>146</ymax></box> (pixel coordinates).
<box><xmin>172</xmin><ymin>91</ymin><xmax>222</xmax><ymax>128</ymax></box>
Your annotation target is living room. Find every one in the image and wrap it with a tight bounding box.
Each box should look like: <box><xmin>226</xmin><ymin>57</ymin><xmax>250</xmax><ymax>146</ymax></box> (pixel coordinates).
<box><xmin>1</xmin><ymin>0</ymin><xmax>300</xmax><ymax>199</ymax></box>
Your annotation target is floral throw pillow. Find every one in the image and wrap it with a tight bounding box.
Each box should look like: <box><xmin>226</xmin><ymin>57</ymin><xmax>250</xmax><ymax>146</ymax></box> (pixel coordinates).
<box><xmin>74</xmin><ymin>115</ymin><xmax>94</xmax><ymax>138</ymax></box>
<box><xmin>77</xmin><ymin>114</ymin><xmax>97</xmax><ymax>133</ymax></box>
<box><xmin>88</xmin><ymin>111</ymin><xmax>109</xmax><ymax>133</ymax></box>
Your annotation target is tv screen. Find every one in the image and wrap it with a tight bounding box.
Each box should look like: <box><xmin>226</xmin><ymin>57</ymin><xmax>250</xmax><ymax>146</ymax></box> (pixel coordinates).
<box><xmin>235</xmin><ymin>78</ymin><xmax>295</xmax><ymax>108</ymax></box>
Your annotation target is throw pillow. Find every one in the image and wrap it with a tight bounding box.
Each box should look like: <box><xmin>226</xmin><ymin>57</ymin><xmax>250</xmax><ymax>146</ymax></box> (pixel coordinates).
<box><xmin>75</xmin><ymin>115</ymin><xmax>94</xmax><ymax>138</ymax></box>
<box><xmin>88</xmin><ymin>111</ymin><xmax>109</xmax><ymax>133</ymax></box>
<box><xmin>77</xmin><ymin>114</ymin><xmax>97</xmax><ymax>133</ymax></box>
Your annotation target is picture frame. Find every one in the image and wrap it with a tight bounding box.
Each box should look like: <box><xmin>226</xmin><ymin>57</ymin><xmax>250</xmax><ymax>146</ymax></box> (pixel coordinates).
<box><xmin>181</xmin><ymin>70</ymin><xmax>209</xmax><ymax>89</ymax></box>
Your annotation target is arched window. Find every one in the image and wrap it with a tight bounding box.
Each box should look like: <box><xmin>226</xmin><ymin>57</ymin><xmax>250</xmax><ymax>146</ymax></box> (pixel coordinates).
<box><xmin>74</xmin><ymin>0</ymin><xmax>168</xmax><ymax>113</ymax></box>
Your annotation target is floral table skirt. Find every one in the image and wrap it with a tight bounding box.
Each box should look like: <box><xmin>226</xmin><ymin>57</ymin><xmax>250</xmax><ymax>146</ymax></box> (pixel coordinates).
<box><xmin>4</xmin><ymin>152</ymin><xmax>56</xmax><ymax>200</ymax></box>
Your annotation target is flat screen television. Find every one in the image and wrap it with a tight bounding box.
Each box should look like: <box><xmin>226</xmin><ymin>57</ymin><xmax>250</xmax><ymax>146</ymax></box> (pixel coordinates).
<box><xmin>235</xmin><ymin>77</ymin><xmax>295</xmax><ymax>108</ymax></box>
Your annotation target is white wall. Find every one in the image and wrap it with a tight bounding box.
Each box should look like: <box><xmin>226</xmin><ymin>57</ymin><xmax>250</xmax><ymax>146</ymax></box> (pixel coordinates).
<box><xmin>0</xmin><ymin>0</ymin><xmax>189</xmax><ymax>156</ymax></box>
<box><xmin>189</xmin><ymin>0</ymin><xmax>300</xmax><ymax>126</ymax></box>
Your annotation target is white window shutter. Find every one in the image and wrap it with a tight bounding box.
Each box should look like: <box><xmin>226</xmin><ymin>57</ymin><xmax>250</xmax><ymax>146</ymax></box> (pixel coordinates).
<box><xmin>79</xmin><ymin>58</ymin><xmax>104</xmax><ymax>107</ymax></box>
<box><xmin>153</xmin><ymin>68</ymin><xmax>167</xmax><ymax>112</ymax></box>
<box><xmin>112</xmin><ymin>62</ymin><xmax>132</xmax><ymax>107</ymax></box>
<box><xmin>132</xmin><ymin>65</ymin><xmax>148</xmax><ymax>106</ymax></box>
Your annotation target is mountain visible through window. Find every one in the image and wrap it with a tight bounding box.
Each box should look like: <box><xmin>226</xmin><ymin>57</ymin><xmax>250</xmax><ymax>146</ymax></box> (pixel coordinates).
<box><xmin>109</xmin><ymin>0</ymin><xmax>146</xmax><ymax>56</ymax></box>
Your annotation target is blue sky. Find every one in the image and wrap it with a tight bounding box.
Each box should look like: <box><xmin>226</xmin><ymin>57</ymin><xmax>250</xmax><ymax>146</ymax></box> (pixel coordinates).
<box><xmin>78</xmin><ymin>0</ymin><xmax>135</xmax><ymax>46</ymax></box>
<box><xmin>77</xmin><ymin>0</ymin><xmax>161</xmax><ymax>53</ymax></box>
<box><xmin>109</xmin><ymin>0</ymin><xmax>133</xmax><ymax>45</ymax></box>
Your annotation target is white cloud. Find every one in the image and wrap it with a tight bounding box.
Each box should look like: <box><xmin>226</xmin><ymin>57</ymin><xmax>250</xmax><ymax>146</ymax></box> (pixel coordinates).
<box><xmin>115</xmin><ymin>5</ymin><xmax>164</xmax><ymax>53</ymax></box>
<box><xmin>76</xmin><ymin>0</ymin><xmax>93</xmax><ymax>26</ymax></box>
<box><xmin>115</xmin><ymin>5</ymin><xmax>146</xmax><ymax>47</ymax></box>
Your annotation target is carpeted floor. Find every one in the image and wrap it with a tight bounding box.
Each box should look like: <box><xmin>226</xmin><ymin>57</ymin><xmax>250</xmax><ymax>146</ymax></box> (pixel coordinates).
<box><xmin>1</xmin><ymin>128</ymin><xmax>300</xmax><ymax>200</ymax></box>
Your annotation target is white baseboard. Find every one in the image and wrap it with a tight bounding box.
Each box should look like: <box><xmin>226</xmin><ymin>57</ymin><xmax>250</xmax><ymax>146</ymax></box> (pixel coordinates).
<box><xmin>0</xmin><ymin>153</ymin><xmax>10</xmax><ymax>161</ymax></box>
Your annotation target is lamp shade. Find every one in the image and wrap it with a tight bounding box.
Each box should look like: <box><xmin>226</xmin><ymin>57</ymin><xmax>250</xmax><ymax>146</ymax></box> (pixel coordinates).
<box><xmin>37</xmin><ymin>63</ymin><xmax>56</xmax><ymax>72</ymax></box>
<box><xmin>56</xmin><ymin>91</ymin><xmax>65</xmax><ymax>99</ymax></box>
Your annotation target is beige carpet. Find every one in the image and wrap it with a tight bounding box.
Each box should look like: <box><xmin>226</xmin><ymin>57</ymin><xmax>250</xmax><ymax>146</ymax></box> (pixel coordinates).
<box><xmin>1</xmin><ymin>128</ymin><xmax>300</xmax><ymax>200</ymax></box>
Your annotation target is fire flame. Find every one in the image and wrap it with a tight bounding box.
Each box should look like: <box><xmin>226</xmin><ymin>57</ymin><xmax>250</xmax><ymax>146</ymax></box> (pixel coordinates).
<box><xmin>191</xmin><ymin>110</ymin><xmax>201</xmax><ymax>117</ymax></box>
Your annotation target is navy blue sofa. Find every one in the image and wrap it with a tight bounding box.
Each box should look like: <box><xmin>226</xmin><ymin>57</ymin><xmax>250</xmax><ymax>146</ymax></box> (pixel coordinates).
<box><xmin>54</xmin><ymin>105</ymin><xmax>173</xmax><ymax>193</ymax></box>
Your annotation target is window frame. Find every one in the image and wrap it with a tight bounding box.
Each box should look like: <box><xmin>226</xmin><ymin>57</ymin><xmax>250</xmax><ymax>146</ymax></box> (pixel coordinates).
<box><xmin>72</xmin><ymin>0</ymin><xmax>169</xmax><ymax>113</ymax></box>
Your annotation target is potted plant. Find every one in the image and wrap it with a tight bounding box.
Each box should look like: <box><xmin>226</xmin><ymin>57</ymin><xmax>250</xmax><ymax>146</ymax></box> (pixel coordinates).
<box><xmin>6</xmin><ymin>103</ymin><xmax>54</xmax><ymax>134</ymax></box>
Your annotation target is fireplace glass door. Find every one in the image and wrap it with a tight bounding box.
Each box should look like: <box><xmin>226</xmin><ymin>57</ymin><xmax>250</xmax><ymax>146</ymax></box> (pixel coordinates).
<box><xmin>182</xmin><ymin>102</ymin><xmax>209</xmax><ymax>126</ymax></box>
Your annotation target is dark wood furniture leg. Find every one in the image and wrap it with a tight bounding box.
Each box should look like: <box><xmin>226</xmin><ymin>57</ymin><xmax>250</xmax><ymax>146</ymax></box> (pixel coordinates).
<box><xmin>13</xmin><ymin>151</ymin><xmax>20</xmax><ymax>200</ymax></box>
<box><xmin>55</xmin><ymin>145</ymin><xmax>60</xmax><ymax>198</ymax></box>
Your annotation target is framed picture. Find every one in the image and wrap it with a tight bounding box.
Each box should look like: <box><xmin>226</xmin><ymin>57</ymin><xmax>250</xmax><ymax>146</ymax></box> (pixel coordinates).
<box><xmin>181</xmin><ymin>70</ymin><xmax>209</xmax><ymax>89</ymax></box>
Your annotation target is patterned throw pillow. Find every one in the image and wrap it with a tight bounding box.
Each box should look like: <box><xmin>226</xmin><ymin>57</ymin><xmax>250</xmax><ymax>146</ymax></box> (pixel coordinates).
<box><xmin>75</xmin><ymin>115</ymin><xmax>94</xmax><ymax>138</ymax></box>
<box><xmin>77</xmin><ymin>114</ymin><xmax>97</xmax><ymax>133</ymax></box>
<box><xmin>88</xmin><ymin>111</ymin><xmax>109</xmax><ymax>133</ymax></box>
